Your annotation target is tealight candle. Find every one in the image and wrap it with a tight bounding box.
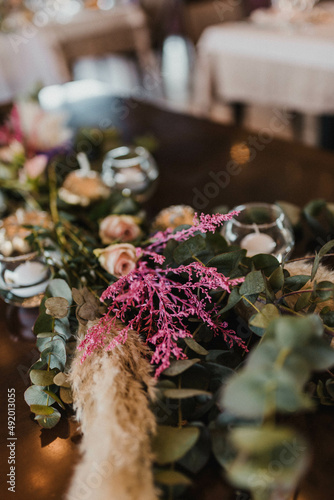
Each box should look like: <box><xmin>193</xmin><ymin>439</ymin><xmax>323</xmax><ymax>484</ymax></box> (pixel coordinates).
<box><xmin>240</xmin><ymin>225</ymin><xmax>276</xmax><ymax>257</ymax></box>
<box><xmin>3</xmin><ymin>261</ymin><xmax>50</xmax><ymax>298</ymax></box>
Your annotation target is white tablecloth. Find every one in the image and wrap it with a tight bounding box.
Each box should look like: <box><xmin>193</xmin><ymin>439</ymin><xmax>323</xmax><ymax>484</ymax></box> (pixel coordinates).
<box><xmin>194</xmin><ymin>7</ymin><xmax>334</xmax><ymax>115</ymax></box>
<box><xmin>0</xmin><ymin>4</ymin><xmax>152</xmax><ymax>103</ymax></box>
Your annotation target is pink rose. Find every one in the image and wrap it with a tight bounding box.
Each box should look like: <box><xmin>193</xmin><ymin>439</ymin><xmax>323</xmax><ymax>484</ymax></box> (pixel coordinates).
<box><xmin>99</xmin><ymin>215</ymin><xmax>141</xmax><ymax>244</ymax></box>
<box><xmin>24</xmin><ymin>155</ymin><xmax>48</xmax><ymax>179</ymax></box>
<box><xmin>95</xmin><ymin>243</ymin><xmax>138</xmax><ymax>277</ymax></box>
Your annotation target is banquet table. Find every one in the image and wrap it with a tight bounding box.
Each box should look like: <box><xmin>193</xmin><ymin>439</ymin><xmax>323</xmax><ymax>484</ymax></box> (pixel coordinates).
<box><xmin>0</xmin><ymin>4</ymin><xmax>153</xmax><ymax>103</ymax></box>
<box><xmin>193</xmin><ymin>5</ymin><xmax>334</xmax><ymax>119</ymax></box>
<box><xmin>1</xmin><ymin>93</ymin><xmax>334</xmax><ymax>500</ymax></box>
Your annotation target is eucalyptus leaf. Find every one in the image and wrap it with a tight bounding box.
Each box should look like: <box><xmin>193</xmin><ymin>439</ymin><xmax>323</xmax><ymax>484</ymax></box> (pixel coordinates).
<box><xmin>154</xmin><ymin>470</ymin><xmax>191</xmax><ymax>486</ymax></box>
<box><xmin>311</xmin><ymin>254</ymin><xmax>321</xmax><ymax>282</ymax></box>
<box><xmin>227</xmin><ymin>426</ymin><xmax>310</xmax><ymax>492</ymax></box>
<box><xmin>184</xmin><ymin>338</ymin><xmax>209</xmax><ymax>356</ymax></box>
<box><xmin>315</xmin><ymin>281</ymin><xmax>334</xmax><ymax>301</ymax></box>
<box><xmin>30</xmin><ymin>368</ymin><xmax>59</xmax><ymax>386</ymax></box>
<box><xmin>55</xmin><ymin>317</ymin><xmax>71</xmax><ymax>340</ymax></box>
<box><xmin>33</xmin><ymin>311</ymin><xmax>53</xmax><ymax>336</ymax></box>
<box><xmin>173</xmin><ymin>235</ymin><xmax>206</xmax><ymax>264</ymax></box>
<box><xmin>34</xmin><ymin>408</ymin><xmax>61</xmax><ymax>428</ymax></box>
<box><xmin>53</xmin><ymin>372</ymin><xmax>71</xmax><ymax>388</ymax></box>
<box><xmin>283</xmin><ymin>274</ymin><xmax>310</xmax><ymax>292</ymax></box>
<box><xmin>298</xmin><ymin>340</ymin><xmax>334</xmax><ymax>371</ymax></box>
<box><xmin>30</xmin><ymin>404</ymin><xmax>55</xmax><ymax>415</ymax></box>
<box><xmin>269</xmin><ymin>266</ymin><xmax>284</xmax><ymax>291</ymax></box>
<box><xmin>239</xmin><ymin>270</ymin><xmax>265</xmax><ymax>296</ymax></box>
<box><xmin>36</xmin><ymin>336</ymin><xmax>53</xmax><ymax>352</ymax></box>
<box><xmin>24</xmin><ymin>385</ymin><xmax>55</xmax><ymax>406</ymax></box>
<box><xmin>45</xmin><ymin>297</ymin><xmax>69</xmax><ymax>319</ymax></box>
<box><xmin>47</xmin><ymin>278</ymin><xmax>73</xmax><ymax>305</ymax></box>
<box><xmin>251</xmin><ymin>254</ymin><xmax>280</xmax><ymax>276</ymax></box>
<box><xmin>152</xmin><ymin>425</ymin><xmax>200</xmax><ymax>465</ymax></box>
<box><xmin>43</xmin><ymin>389</ymin><xmax>66</xmax><ymax>409</ymax></box>
<box><xmin>164</xmin><ymin>388</ymin><xmax>212</xmax><ymax>399</ymax></box>
<box><xmin>42</xmin><ymin>339</ymin><xmax>67</xmax><ymax>366</ymax></box>
<box><xmin>177</xmin><ymin>424</ymin><xmax>211</xmax><ymax>474</ymax></box>
<box><xmin>273</xmin><ymin>315</ymin><xmax>324</xmax><ymax>348</ymax></box>
<box><xmin>218</xmin><ymin>287</ymin><xmax>242</xmax><ymax>314</ymax></box>
<box><xmin>60</xmin><ymin>387</ymin><xmax>73</xmax><ymax>404</ymax></box>
<box><xmin>294</xmin><ymin>292</ymin><xmax>312</xmax><ymax>312</ymax></box>
<box><xmin>207</xmin><ymin>249</ymin><xmax>246</xmax><ymax>276</ymax></box>
<box><xmin>325</xmin><ymin>379</ymin><xmax>334</xmax><ymax>400</ymax></box>
<box><xmin>163</xmin><ymin>359</ymin><xmax>201</xmax><ymax>377</ymax></box>
<box><xmin>36</xmin><ymin>332</ymin><xmax>56</xmax><ymax>339</ymax></box>
<box><xmin>72</xmin><ymin>287</ymin><xmax>84</xmax><ymax>305</ymax></box>
<box><xmin>319</xmin><ymin>239</ymin><xmax>334</xmax><ymax>257</ymax></box>
<box><xmin>249</xmin><ymin>304</ymin><xmax>279</xmax><ymax>337</ymax></box>
<box><xmin>221</xmin><ymin>370</ymin><xmax>313</xmax><ymax>418</ymax></box>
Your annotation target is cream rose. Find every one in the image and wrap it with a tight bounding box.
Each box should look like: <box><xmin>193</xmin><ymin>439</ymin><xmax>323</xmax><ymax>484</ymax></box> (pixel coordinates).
<box><xmin>95</xmin><ymin>243</ymin><xmax>138</xmax><ymax>277</ymax></box>
<box><xmin>99</xmin><ymin>215</ymin><xmax>141</xmax><ymax>244</ymax></box>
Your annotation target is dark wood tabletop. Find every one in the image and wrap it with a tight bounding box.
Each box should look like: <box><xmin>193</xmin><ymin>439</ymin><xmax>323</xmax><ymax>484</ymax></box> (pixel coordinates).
<box><xmin>1</xmin><ymin>91</ymin><xmax>334</xmax><ymax>500</ymax></box>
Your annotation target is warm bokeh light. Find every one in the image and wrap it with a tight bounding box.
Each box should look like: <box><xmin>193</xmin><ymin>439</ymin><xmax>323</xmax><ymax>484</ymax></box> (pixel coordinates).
<box><xmin>230</xmin><ymin>142</ymin><xmax>251</xmax><ymax>164</ymax></box>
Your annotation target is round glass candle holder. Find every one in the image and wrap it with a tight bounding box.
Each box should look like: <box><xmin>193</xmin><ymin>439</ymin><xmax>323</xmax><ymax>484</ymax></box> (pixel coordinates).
<box><xmin>0</xmin><ymin>251</ymin><xmax>51</xmax><ymax>308</ymax></box>
<box><xmin>102</xmin><ymin>146</ymin><xmax>159</xmax><ymax>202</ymax></box>
<box><xmin>222</xmin><ymin>203</ymin><xmax>295</xmax><ymax>263</ymax></box>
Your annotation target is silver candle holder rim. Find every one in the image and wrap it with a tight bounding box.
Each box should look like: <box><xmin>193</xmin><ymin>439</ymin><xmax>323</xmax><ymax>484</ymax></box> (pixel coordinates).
<box><xmin>103</xmin><ymin>146</ymin><xmax>151</xmax><ymax>169</ymax></box>
<box><xmin>0</xmin><ymin>250</ymin><xmax>38</xmax><ymax>264</ymax></box>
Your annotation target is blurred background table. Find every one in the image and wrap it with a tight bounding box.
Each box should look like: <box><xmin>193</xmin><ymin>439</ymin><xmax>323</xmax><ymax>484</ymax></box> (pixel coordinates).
<box><xmin>0</xmin><ymin>3</ymin><xmax>154</xmax><ymax>102</ymax></box>
<box><xmin>194</xmin><ymin>4</ymin><xmax>334</xmax><ymax>146</ymax></box>
<box><xmin>1</xmin><ymin>89</ymin><xmax>334</xmax><ymax>500</ymax></box>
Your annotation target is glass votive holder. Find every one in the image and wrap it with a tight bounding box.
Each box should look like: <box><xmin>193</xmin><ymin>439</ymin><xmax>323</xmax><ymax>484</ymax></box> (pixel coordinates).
<box><xmin>102</xmin><ymin>146</ymin><xmax>159</xmax><ymax>203</ymax></box>
<box><xmin>0</xmin><ymin>251</ymin><xmax>51</xmax><ymax>308</ymax></box>
<box><xmin>222</xmin><ymin>203</ymin><xmax>295</xmax><ymax>263</ymax></box>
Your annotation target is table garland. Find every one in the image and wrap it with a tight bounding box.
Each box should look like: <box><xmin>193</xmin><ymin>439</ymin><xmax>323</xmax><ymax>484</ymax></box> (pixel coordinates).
<box><xmin>1</xmin><ymin>100</ymin><xmax>334</xmax><ymax>500</ymax></box>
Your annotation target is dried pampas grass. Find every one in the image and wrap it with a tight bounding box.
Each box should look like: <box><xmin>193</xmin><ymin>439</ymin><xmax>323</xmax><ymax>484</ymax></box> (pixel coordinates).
<box><xmin>67</xmin><ymin>321</ymin><xmax>158</xmax><ymax>500</ymax></box>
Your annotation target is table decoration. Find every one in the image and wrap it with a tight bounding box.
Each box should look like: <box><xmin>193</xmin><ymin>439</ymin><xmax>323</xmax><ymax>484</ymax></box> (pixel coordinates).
<box><xmin>1</xmin><ymin>103</ymin><xmax>334</xmax><ymax>500</ymax></box>
<box><xmin>59</xmin><ymin>153</ymin><xmax>111</xmax><ymax>207</ymax></box>
<box><xmin>222</xmin><ymin>203</ymin><xmax>294</xmax><ymax>262</ymax></box>
<box><xmin>0</xmin><ymin>209</ymin><xmax>54</xmax><ymax>307</ymax></box>
<box><xmin>25</xmin><ymin>200</ymin><xmax>334</xmax><ymax>500</ymax></box>
<box><xmin>102</xmin><ymin>145</ymin><xmax>159</xmax><ymax>202</ymax></box>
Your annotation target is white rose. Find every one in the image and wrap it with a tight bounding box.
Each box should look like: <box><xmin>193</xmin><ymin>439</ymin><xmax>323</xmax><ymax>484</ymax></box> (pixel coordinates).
<box><xmin>95</xmin><ymin>243</ymin><xmax>138</xmax><ymax>277</ymax></box>
<box><xmin>99</xmin><ymin>215</ymin><xmax>141</xmax><ymax>244</ymax></box>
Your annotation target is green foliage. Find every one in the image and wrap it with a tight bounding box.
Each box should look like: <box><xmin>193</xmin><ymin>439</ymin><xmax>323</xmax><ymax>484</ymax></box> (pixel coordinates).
<box><xmin>220</xmin><ymin>315</ymin><xmax>334</xmax><ymax>499</ymax></box>
<box><xmin>27</xmin><ymin>278</ymin><xmax>74</xmax><ymax>428</ymax></box>
<box><xmin>152</xmin><ymin>426</ymin><xmax>200</xmax><ymax>465</ymax></box>
<box><xmin>19</xmin><ymin>183</ymin><xmax>334</xmax><ymax>499</ymax></box>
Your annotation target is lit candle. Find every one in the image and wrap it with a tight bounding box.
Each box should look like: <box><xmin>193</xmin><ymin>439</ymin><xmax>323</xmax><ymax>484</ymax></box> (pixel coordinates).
<box><xmin>4</xmin><ymin>261</ymin><xmax>50</xmax><ymax>298</ymax></box>
<box><xmin>117</xmin><ymin>166</ymin><xmax>148</xmax><ymax>193</ymax></box>
<box><xmin>240</xmin><ymin>225</ymin><xmax>276</xmax><ymax>257</ymax></box>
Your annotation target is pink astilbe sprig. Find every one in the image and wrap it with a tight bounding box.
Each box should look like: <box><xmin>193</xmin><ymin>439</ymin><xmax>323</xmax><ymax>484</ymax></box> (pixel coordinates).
<box><xmin>147</xmin><ymin>211</ymin><xmax>240</xmax><ymax>252</ymax></box>
<box><xmin>79</xmin><ymin>258</ymin><xmax>246</xmax><ymax>377</ymax></box>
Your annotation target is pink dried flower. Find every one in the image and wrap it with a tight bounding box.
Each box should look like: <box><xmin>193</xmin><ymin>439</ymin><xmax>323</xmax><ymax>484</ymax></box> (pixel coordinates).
<box><xmin>147</xmin><ymin>211</ymin><xmax>239</xmax><ymax>252</ymax></box>
<box><xmin>79</xmin><ymin>259</ymin><xmax>246</xmax><ymax>377</ymax></box>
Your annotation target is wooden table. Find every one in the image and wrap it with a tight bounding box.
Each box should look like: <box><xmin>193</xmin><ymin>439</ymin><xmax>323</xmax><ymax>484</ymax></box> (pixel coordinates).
<box><xmin>1</xmin><ymin>94</ymin><xmax>334</xmax><ymax>500</ymax></box>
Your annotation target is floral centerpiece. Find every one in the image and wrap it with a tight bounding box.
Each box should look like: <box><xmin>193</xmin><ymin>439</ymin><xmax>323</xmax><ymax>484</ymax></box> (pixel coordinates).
<box><xmin>1</xmin><ymin>102</ymin><xmax>334</xmax><ymax>500</ymax></box>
